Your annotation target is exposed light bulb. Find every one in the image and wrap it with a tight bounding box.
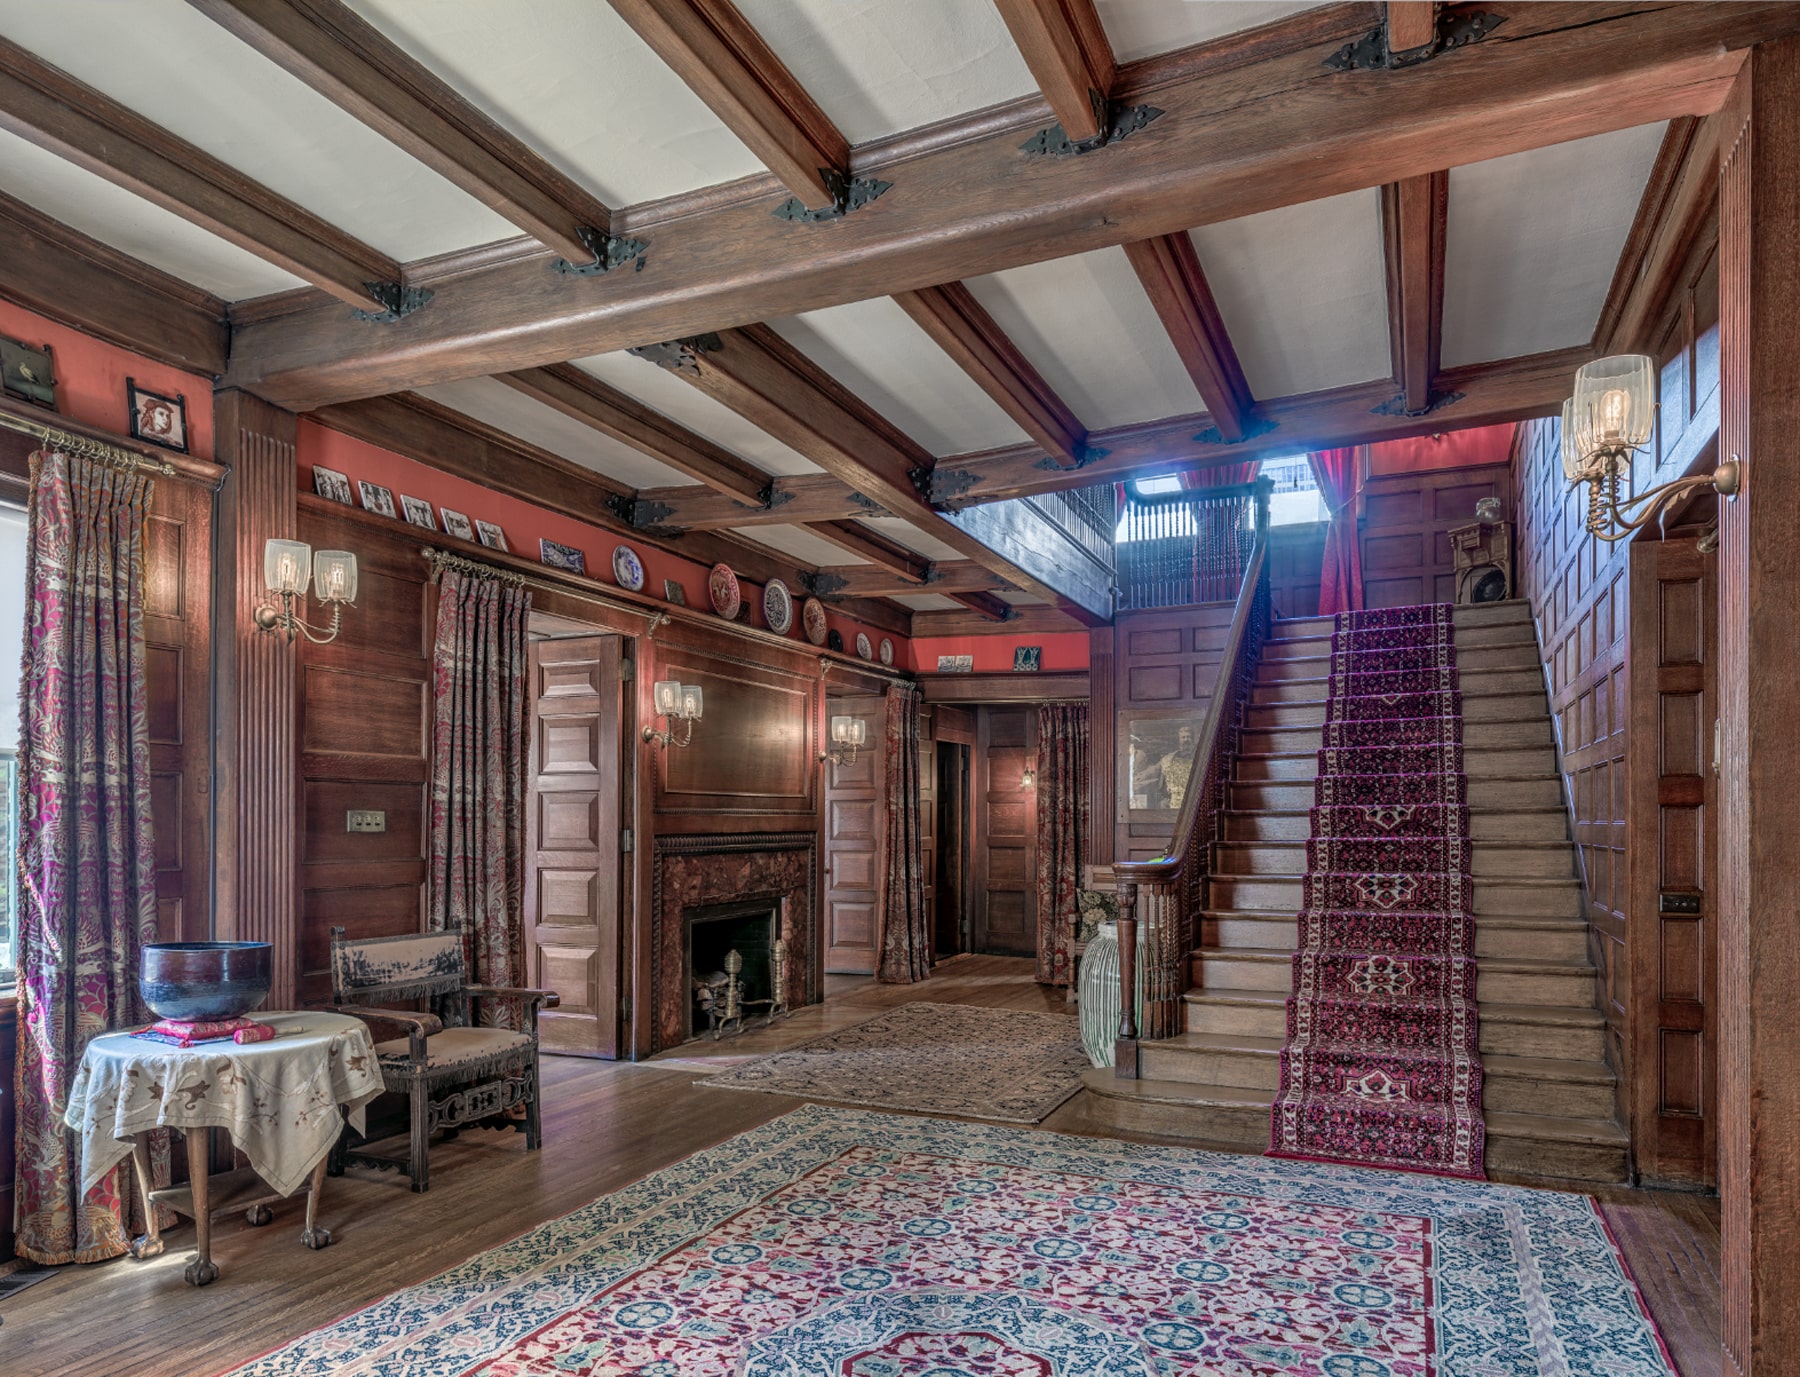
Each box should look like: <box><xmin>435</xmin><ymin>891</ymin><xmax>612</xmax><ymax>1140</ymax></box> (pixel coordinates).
<box><xmin>1599</xmin><ymin>388</ymin><xmax>1631</xmax><ymax>442</ymax></box>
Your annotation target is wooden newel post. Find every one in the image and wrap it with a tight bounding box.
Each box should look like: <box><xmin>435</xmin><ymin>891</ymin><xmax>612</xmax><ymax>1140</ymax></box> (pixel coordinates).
<box><xmin>1253</xmin><ymin>477</ymin><xmax>1273</xmax><ymax>542</ymax></box>
<box><xmin>1114</xmin><ymin>878</ymin><xmax>1139</xmax><ymax>1077</ymax></box>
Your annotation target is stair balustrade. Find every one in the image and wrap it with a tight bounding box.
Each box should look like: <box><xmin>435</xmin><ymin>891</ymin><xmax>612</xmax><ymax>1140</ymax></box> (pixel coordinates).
<box><xmin>1116</xmin><ymin>478</ymin><xmax>1271</xmax><ymax>610</ymax></box>
<box><xmin>1110</xmin><ymin>539</ymin><xmax>1271</xmax><ymax>1073</ymax></box>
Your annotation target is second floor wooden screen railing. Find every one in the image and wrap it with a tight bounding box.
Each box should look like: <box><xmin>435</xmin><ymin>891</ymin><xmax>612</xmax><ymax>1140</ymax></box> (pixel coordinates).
<box><xmin>1107</xmin><ymin>537</ymin><xmax>1271</xmax><ymax>1071</ymax></box>
<box><xmin>1116</xmin><ymin>478</ymin><xmax>1271</xmax><ymax>610</ymax></box>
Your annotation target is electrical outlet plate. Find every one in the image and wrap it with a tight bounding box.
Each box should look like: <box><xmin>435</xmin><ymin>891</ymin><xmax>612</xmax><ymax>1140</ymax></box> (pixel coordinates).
<box><xmin>346</xmin><ymin>809</ymin><xmax>387</xmax><ymax>834</ymax></box>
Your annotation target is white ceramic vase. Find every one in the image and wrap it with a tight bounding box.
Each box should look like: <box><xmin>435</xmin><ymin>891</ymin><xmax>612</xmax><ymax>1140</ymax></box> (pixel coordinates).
<box><xmin>1077</xmin><ymin>920</ymin><xmax>1147</xmax><ymax>1068</ymax></box>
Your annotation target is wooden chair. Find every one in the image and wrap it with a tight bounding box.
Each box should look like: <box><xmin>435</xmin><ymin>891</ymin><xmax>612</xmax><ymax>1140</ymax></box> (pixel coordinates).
<box><xmin>327</xmin><ymin>927</ymin><xmax>558</xmax><ymax>1192</ymax></box>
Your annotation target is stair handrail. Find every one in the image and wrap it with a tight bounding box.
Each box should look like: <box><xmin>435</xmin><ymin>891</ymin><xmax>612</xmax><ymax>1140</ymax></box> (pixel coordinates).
<box><xmin>1108</xmin><ymin>536</ymin><xmax>1271</xmax><ymax>1074</ymax></box>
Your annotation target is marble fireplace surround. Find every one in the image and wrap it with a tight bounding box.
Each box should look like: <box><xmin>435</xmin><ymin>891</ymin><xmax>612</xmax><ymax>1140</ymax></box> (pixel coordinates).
<box><xmin>651</xmin><ymin>833</ymin><xmax>818</xmax><ymax>1052</ymax></box>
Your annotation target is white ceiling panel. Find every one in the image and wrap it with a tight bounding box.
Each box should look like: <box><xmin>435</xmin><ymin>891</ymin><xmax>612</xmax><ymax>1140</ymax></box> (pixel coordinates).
<box><xmin>0</xmin><ymin>130</ymin><xmax>305</xmax><ymax>301</ymax></box>
<box><xmin>1441</xmin><ymin>124</ymin><xmax>1667</xmax><ymax>368</ymax></box>
<box><xmin>856</xmin><ymin>517</ymin><xmax>964</xmax><ymax>562</ymax></box>
<box><xmin>1187</xmin><ymin>188</ymin><xmax>1391</xmax><ymax>398</ymax></box>
<box><xmin>1095</xmin><ymin>1</ymin><xmax>1328</xmax><ymax>63</ymax></box>
<box><xmin>572</xmin><ymin>353</ymin><xmax>822</xmax><ymax>479</ymax></box>
<box><xmin>769</xmin><ymin>299</ymin><xmax>1030</xmax><ymax>457</ymax></box>
<box><xmin>415</xmin><ymin>378</ymin><xmax>696</xmax><ymax>490</ymax></box>
<box><xmin>891</xmin><ymin>592</ymin><xmax>963</xmax><ymax>611</ymax></box>
<box><xmin>728</xmin><ymin>525</ymin><xmax>869</xmax><ymax>567</ymax></box>
<box><xmin>347</xmin><ymin>0</ymin><xmax>766</xmax><ymax>209</ymax></box>
<box><xmin>734</xmin><ymin>0</ymin><xmax>1037</xmax><ymax>145</ymax></box>
<box><xmin>0</xmin><ymin>0</ymin><xmax>512</xmax><ymax>263</ymax></box>
<box><xmin>963</xmin><ymin>247</ymin><xmax>1206</xmax><ymax>428</ymax></box>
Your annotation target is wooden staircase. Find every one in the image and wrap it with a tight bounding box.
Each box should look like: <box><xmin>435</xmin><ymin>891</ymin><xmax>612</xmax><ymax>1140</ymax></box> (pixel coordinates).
<box><xmin>1079</xmin><ymin>600</ymin><xmax>1631</xmax><ymax>1183</ymax></box>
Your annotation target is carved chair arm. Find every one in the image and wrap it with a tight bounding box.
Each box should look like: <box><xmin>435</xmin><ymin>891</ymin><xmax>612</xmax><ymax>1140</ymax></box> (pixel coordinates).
<box><xmin>329</xmin><ymin>1005</ymin><xmax>444</xmax><ymax>1062</ymax></box>
<box><xmin>465</xmin><ymin>985</ymin><xmax>561</xmax><ymax>1009</ymax></box>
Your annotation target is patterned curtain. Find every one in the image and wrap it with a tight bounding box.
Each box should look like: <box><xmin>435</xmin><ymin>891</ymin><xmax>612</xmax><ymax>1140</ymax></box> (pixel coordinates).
<box><xmin>1310</xmin><ymin>447</ymin><xmax>1364</xmax><ymax>615</ymax></box>
<box><xmin>14</xmin><ymin>448</ymin><xmax>160</xmax><ymax>1265</ymax></box>
<box><xmin>1033</xmin><ymin>703</ymin><xmax>1090</xmax><ymax>986</ymax></box>
<box><xmin>426</xmin><ymin>566</ymin><xmax>530</xmax><ymax>1024</ymax></box>
<box><xmin>877</xmin><ymin>681</ymin><xmax>929</xmax><ymax>984</ymax></box>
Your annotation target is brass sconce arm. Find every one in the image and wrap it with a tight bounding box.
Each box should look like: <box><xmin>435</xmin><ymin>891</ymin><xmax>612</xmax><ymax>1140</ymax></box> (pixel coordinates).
<box><xmin>1579</xmin><ymin>457</ymin><xmax>1740</xmax><ymax>543</ymax></box>
<box><xmin>253</xmin><ymin>592</ymin><xmax>347</xmax><ymax>644</ymax></box>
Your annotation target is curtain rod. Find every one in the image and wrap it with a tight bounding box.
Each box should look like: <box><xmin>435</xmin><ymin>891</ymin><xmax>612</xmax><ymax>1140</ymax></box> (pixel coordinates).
<box><xmin>0</xmin><ymin>409</ymin><xmax>176</xmax><ymax>477</ymax></box>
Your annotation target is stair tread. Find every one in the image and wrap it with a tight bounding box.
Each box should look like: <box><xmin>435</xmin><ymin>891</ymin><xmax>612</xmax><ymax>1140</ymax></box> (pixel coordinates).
<box><xmin>1220</xmin><ymin>840</ymin><xmax>1576</xmax><ymax>853</ymax></box>
<box><xmin>1182</xmin><ymin>988</ymin><xmax>1608</xmax><ymax>1026</ymax></box>
<box><xmin>1209</xmin><ymin>870</ymin><xmax>1582</xmax><ymax>887</ymax></box>
<box><xmin>1223</xmin><ymin>807</ymin><xmax>1568</xmax><ymax>817</ymax></box>
<box><xmin>1194</xmin><ymin>946</ymin><xmax>1596</xmax><ymax>975</ymax></box>
<box><xmin>1148</xmin><ymin>1033</ymin><xmax>1615</xmax><ymax>1085</ymax></box>
<box><xmin>1200</xmin><ymin>908</ymin><xmax>1587</xmax><ymax>929</ymax></box>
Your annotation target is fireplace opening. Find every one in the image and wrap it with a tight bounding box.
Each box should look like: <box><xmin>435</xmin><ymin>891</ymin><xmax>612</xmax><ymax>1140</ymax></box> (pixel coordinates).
<box><xmin>685</xmin><ymin>899</ymin><xmax>778</xmax><ymax>1037</ymax></box>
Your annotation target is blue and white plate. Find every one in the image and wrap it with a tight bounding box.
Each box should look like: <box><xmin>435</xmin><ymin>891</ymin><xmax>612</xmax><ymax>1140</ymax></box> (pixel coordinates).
<box><xmin>763</xmin><ymin>578</ymin><xmax>794</xmax><ymax>635</ymax></box>
<box><xmin>612</xmin><ymin>544</ymin><xmax>645</xmax><ymax>592</ymax></box>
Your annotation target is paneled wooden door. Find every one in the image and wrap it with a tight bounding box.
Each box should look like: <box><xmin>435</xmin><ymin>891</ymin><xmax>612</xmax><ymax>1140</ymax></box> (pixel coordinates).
<box><xmin>1627</xmin><ymin>536</ymin><xmax>1719</xmax><ymax>1187</ymax></box>
<box><xmin>974</xmin><ymin>706</ymin><xmax>1038</xmax><ymax>956</ymax></box>
<box><xmin>526</xmin><ymin>636</ymin><xmax>624</xmax><ymax>1058</ymax></box>
<box><xmin>823</xmin><ymin>693</ymin><xmax>886</xmax><ymax>974</ymax></box>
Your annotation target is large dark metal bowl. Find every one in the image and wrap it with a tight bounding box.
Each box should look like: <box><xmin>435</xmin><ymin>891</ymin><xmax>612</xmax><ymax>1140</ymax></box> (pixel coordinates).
<box><xmin>140</xmin><ymin>942</ymin><xmax>273</xmax><ymax>1022</ymax></box>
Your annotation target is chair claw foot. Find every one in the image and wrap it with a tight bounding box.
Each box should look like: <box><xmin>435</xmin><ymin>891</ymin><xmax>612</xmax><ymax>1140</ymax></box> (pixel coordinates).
<box><xmin>301</xmin><ymin>1226</ymin><xmax>332</xmax><ymax>1250</ymax></box>
<box><xmin>129</xmin><ymin>1234</ymin><xmax>165</xmax><ymax>1260</ymax></box>
<box><xmin>245</xmin><ymin>1204</ymin><xmax>274</xmax><ymax>1226</ymax></box>
<box><xmin>184</xmin><ymin>1258</ymin><xmax>219</xmax><ymax>1286</ymax></box>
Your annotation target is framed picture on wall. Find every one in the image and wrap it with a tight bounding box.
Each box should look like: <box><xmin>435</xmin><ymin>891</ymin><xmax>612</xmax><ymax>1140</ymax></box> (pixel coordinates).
<box><xmin>440</xmin><ymin>508</ymin><xmax>475</xmax><ymax>541</ymax></box>
<box><xmin>663</xmin><ymin>578</ymin><xmax>686</xmax><ymax>606</ymax></box>
<box><xmin>1</xmin><ymin>336</ymin><xmax>55</xmax><ymax>409</ymax></box>
<box><xmin>539</xmin><ymin>538</ymin><xmax>586</xmax><ymax>574</ymax></box>
<box><xmin>936</xmin><ymin>654</ymin><xmax>974</xmax><ymax>673</ymax></box>
<box><xmin>475</xmin><ymin>520</ymin><xmax>508</xmax><ymax>551</ymax></box>
<box><xmin>1013</xmin><ymin>645</ymin><xmax>1042</xmax><ymax>672</ymax></box>
<box><xmin>312</xmin><ymin>466</ymin><xmax>353</xmax><ymax>505</ymax></box>
<box><xmin>399</xmin><ymin>495</ymin><xmax>436</xmax><ymax>530</ymax></box>
<box><xmin>1118</xmin><ymin>710</ymin><xmax>1207</xmax><ymax>814</ymax></box>
<box><xmin>358</xmin><ymin>480</ymin><xmax>397</xmax><ymax>518</ymax></box>
<box><xmin>126</xmin><ymin>379</ymin><xmax>187</xmax><ymax>452</ymax></box>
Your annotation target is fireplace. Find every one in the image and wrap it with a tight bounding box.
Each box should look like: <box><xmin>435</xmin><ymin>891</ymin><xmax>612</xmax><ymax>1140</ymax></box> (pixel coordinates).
<box><xmin>685</xmin><ymin>900</ymin><xmax>779</xmax><ymax>1037</ymax></box>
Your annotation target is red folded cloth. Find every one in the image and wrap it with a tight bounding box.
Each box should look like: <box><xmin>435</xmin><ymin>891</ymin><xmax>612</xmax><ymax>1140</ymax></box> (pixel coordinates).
<box><xmin>132</xmin><ymin>1017</ymin><xmax>275</xmax><ymax>1048</ymax></box>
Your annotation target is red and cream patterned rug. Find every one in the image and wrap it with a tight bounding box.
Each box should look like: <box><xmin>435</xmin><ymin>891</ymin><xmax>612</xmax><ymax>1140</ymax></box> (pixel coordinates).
<box><xmin>1269</xmin><ymin>604</ymin><xmax>1486</xmax><ymax>1179</ymax></box>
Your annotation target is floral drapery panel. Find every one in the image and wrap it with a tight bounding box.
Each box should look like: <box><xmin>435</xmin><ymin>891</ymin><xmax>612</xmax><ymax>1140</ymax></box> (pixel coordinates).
<box><xmin>426</xmin><ymin>566</ymin><xmax>531</xmax><ymax>1023</ymax></box>
<box><xmin>877</xmin><ymin>681</ymin><xmax>929</xmax><ymax>984</ymax></box>
<box><xmin>1309</xmin><ymin>447</ymin><xmax>1364</xmax><ymax>615</ymax></box>
<box><xmin>1033</xmin><ymin>703</ymin><xmax>1090</xmax><ymax>986</ymax></box>
<box><xmin>15</xmin><ymin>447</ymin><xmax>161</xmax><ymax>1265</ymax></box>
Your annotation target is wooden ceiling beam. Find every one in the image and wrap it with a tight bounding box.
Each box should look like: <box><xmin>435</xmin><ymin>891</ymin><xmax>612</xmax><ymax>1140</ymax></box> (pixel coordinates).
<box><xmin>937</xmin><ymin>344</ymin><xmax>1595</xmax><ymax>503</ymax></box>
<box><xmin>1380</xmin><ymin>169</ymin><xmax>1449</xmax><ymax>414</ymax></box>
<box><xmin>947</xmin><ymin>589</ymin><xmax>1016</xmax><ymax>623</ymax></box>
<box><xmin>632</xmin><ymin>325</ymin><xmax>1103</xmax><ymax>622</ymax></box>
<box><xmin>497</xmin><ymin>363</ymin><xmax>771</xmax><ymax>506</ymax></box>
<box><xmin>607</xmin><ymin>0</ymin><xmax>848</xmax><ymax>211</ymax></box>
<box><xmin>993</xmin><ymin>0</ymin><xmax>1117</xmax><ymax>145</ymax></box>
<box><xmin>186</xmin><ymin>0</ymin><xmax>614</xmax><ymax>263</ymax></box>
<box><xmin>302</xmin><ymin>390</ymin><xmax>910</xmax><ymax>635</ymax></box>
<box><xmin>217</xmin><ymin>2</ymin><xmax>1800</xmax><ymax>409</ymax></box>
<box><xmin>892</xmin><ymin>282</ymin><xmax>1089</xmax><ymax>467</ymax></box>
<box><xmin>812</xmin><ymin>561</ymin><xmax>1013</xmax><ymax>599</ymax></box>
<box><xmin>911</xmin><ymin>603</ymin><xmax>1088</xmax><ymax>638</ymax></box>
<box><xmin>632</xmin><ymin>472</ymin><xmax>864</xmax><ymax>530</ymax></box>
<box><xmin>1122</xmin><ymin>234</ymin><xmax>1255</xmax><ymax>443</ymax></box>
<box><xmin>1384</xmin><ymin>2</ymin><xmax>1440</xmax><ymax>56</ymax></box>
<box><xmin>803</xmin><ymin>520</ymin><xmax>932</xmax><ymax>583</ymax></box>
<box><xmin>0</xmin><ymin>189</ymin><xmax>229</xmax><ymax>376</ymax></box>
<box><xmin>0</xmin><ymin>34</ymin><xmax>401</xmax><ymax>310</ymax></box>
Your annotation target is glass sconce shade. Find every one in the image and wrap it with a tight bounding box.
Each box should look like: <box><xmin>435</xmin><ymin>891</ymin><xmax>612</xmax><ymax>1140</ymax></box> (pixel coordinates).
<box><xmin>312</xmin><ymin>550</ymin><xmax>358</xmax><ymax>604</ymax></box>
<box><xmin>264</xmin><ymin>539</ymin><xmax>312</xmax><ymax>596</ymax></box>
<box><xmin>829</xmin><ymin>715</ymin><xmax>867</xmax><ymax>748</ymax></box>
<box><xmin>1569</xmin><ymin>354</ymin><xmax>1655</xmax><ymax>474</ymax></box>
<box><xmin>654</xmin><ymin>680</ymin><xmax>705</xmax><ymax>720</ymax></box>
<box><xmin>679</xmin><ymin>684</ymin><xmax>703</xmax><ymax>720</ymax></box>
<box><xmin>1560</xmin><ymin>398</ymin><xmax>1584</xmax><ymax>482</ymax></box>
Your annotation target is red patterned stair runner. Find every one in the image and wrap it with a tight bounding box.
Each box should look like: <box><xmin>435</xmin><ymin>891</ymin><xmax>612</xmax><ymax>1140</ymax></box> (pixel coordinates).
<box><xmin>1267</xmin><ymin>603</ymin><xmax>1486</xmax><ymax>1178</ymax></box>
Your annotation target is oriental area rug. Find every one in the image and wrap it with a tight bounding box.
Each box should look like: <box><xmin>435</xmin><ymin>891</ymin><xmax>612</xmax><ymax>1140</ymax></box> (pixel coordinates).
<box><xmin>224</xmin><ymin>1105</ymin><xmax>1676</xmax><ymax>1377</ymax></box>
<box><xmin>1271</xmin><ymin>603</ymin><xmax>1487</xmax><ymax>1179</ymax></box>
<box><xmin>697</xmin><ymin>1001</ymin><xmax>1088</xmax><ymax>1124</ymax></box>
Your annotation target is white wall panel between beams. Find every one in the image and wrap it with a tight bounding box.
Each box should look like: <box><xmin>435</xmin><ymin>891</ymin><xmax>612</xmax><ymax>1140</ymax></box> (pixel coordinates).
<box><xmin>728</xmin><ymin>524</ymin><xmax>870</xmax><ymax>567</ymax></box>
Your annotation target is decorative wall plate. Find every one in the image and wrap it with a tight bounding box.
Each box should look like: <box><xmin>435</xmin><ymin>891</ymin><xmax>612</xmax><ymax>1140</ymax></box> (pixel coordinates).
<box><xmin>763</xmin><ymin>578</ymin><xmax>794</xmax><ymax>635</ymax></box>
<box><xmin>878</xmin><ymin>637</ymin><xmax>894</xmax><ymax>666</ymax></box>
<box><xmin>802</xmin><ymin>598</ymin><xmax>828</xmax><ymax>646</ymax></box>
<box><xmin>855</xmin><ymin>632</ymin><xmax>872</xmax><ymax>660</ymax></box>
<box><xmin>612</xmin><ymin>544</ymin><xmax>646</xmax><ymax>592</ymax></box>
<box><xmin>708</xmin><ymin>563</ymin><xmax>741</xmax><ymax>619</ymax></box>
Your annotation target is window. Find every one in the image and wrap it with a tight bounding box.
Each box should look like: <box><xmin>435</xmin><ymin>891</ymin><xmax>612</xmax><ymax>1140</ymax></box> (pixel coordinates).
<box><xmin>1260</xmin><ymin>455</ymin><xmax>1330</xmax><ymax>526</ymax></box>
<box><xmin>1</xmin><ymin>498</ymin><xmax>22</xmax><ymax>990</ymax></box>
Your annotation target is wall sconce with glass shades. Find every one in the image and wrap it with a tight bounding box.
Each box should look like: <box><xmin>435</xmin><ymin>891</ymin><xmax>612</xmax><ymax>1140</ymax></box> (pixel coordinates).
<box><xmin>644</xmin><ymin>679</ymin><xmax>704</xmax><ymax>749</ymax></box>
<box><xmin>1562</xmin><ymin>353</ymin><xmax>1740</xmax><ymax>542</ymax></box>
<box><xmin>254</xmin><ymin>539</ymin><xmax>358</xmax><ymax>643</ymax></box>
<box><xmin>820</xmin><ymin>715</ymin><xmax>868</xmax><ymax>767</ymax></box>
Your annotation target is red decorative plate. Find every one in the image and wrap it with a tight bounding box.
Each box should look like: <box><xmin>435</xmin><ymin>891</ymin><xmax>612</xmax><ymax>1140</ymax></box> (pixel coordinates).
<box><xmin>802</xmin><ymin>598</ymin><xmax>828</xmax><ymax>646</ymax></box>
<box><xmin>708</xmin><ymin>563</ymin><xmax>741</xmax><ymax>619</ymax></box>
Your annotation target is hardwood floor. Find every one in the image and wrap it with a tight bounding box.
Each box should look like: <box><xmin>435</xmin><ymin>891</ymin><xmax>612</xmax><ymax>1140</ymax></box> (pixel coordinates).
<box><xmin>0</xmin><ymin>956</ymin><xmax>1720</xmax><ymax>1376</ymax></box>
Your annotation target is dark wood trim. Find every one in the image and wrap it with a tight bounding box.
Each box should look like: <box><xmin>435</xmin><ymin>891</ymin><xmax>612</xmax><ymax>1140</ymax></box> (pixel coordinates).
<box><xmin>804</xmin><ymin>519</ymin><xmax>931</xmax><ymax>583</ymax></box>
<box><xmin>917</xmin><ymin>670</ymin><xmax>1089</xmax><ymax>703</ymax></box>
<box><xmin>892</xmin><ymin>282</ymin><xmax>1088</xmax><ymax>467</ymax></box>
<box><xmin>0</xmin><ymin>34</ymin><xmax>399</xmax><ymax>309</ymax></box>
<box><xmin>1122</xmin><ymin>234</ymin><xmax>1255</xmax><ymax>443</ymax></box>
<box><xmin>1380</xmin><ymin>169</ymin><xmax>1448</xmax><ymax>413</ymax></box>
<box><xmin>0</xmin><ymin>189</ymin><xmax>229</xmax><ymax>376</ymax></box>
<box><xmin>911</xmin><ymin>604</ymin><xmax>1089</xmax><ymax>637</ymax></box>
<box><xmin>606</xmin><ymin>0</ymin><xmax>847</xmax><ymax>210</ymax></box>
<box><xmin>497</xmin><ymin>363</ymin><xmax>770</xmax><ymax>505</ymax></box>
<box><xmin>816</xmin><ymin>561</ymin><xmax>1013</xmax><ymax>598</ymax></box>
<box><xmin>0</xmin><ymin>397</ymin><xmax>227</xmax><ymax>487</ymax></box>
<box><xmin>1593</xmin><ymin>114</ymin><xmax>1720</xmax><ymax>356</ymax></box>
<box><xmin>948</xmin><ymin>590</ymin><xmax>1015</xmax><ymax>623</ymax></box>
<box><xmin>942</xmin><ymin>345</ymin><xmax>1596</xmax><ymax>503</ymax></box>
<box><xmin>1384</xmin><ymin>2</ymin><xmax>1439</xmax><ymax>54</ymax></box>
<box><xmin>637</xmin><ymin>472</ymin><xmax>861</xmax><ymax>530</ymax></box>
<box><xmin>189</xmin><ymin>0</ymin><xmax>612</xmax><ymax>260</ymax></box>
<box><xmin>993</xmin><ymin>0</ymin><xmax>1116</xmax><ymax>145</ymax></box>
<box><xmin>217</xmin><ymin>4</ymin><xmax>1800</xmax><ymax>407</ymax></box>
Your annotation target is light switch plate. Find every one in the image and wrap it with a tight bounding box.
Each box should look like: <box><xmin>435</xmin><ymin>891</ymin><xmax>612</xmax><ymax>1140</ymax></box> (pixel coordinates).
<box><xmin>346</xmin><ymin>809</ymin><xmax>387</xmax><ymax>834</ymax></box>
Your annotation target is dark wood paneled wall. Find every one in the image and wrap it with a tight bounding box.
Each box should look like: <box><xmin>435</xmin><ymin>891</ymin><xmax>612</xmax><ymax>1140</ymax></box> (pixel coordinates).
<box><xmin>1358</xmin><ymin>462</ymin><xmax>1510</xmax><ymax>608</ymax></box>
<box><xmin>294</xmin><ymin>497</ymin><xmax>433</xmax><ymax>1007</ymax></box>
<box><xmin>973</xmin><ymin>706</ymin><xmax>1037</xmax><ymax>956</ymax></box>
<box><xmin>1268</xmin><ymin>522</ymin><xmax>1328</xmax><ymax>621</ymax></box>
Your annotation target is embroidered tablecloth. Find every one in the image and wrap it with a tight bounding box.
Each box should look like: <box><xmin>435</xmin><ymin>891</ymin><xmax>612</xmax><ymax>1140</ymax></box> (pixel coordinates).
<box><xmin>65</xmin><ymin>1011</ymin><xmax>386</xmax><ymax>1197</ymax></box>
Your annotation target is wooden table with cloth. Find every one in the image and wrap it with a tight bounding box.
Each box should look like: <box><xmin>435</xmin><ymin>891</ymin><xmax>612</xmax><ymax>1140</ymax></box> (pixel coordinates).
<box><xmin>63</xmin><ymin>1010</ymin><xmax>385</xmax><ymax>1285</ymax></box>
